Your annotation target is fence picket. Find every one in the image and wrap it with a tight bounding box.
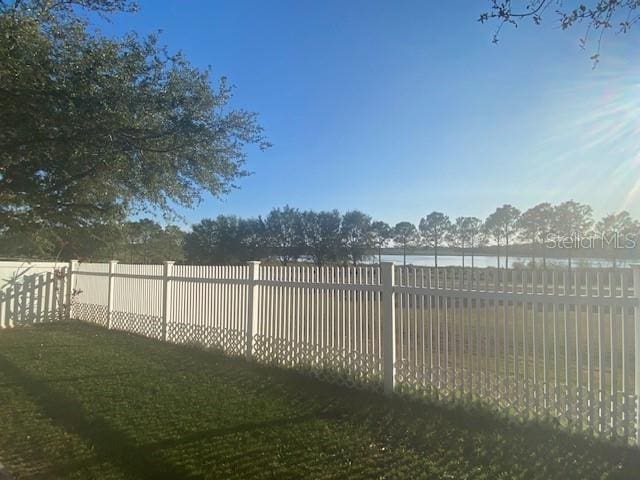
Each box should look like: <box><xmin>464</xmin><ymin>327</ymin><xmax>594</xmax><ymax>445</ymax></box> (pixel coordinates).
<box><xmin>1</xmin><ymin>259</ymin><xmax>640</xmax><ymax>446</ymax></box>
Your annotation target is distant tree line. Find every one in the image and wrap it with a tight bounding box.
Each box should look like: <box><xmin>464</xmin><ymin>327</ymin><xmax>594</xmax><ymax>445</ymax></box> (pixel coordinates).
<box><xmin>183</xmin><ymin>202</ymin><xmax>640</xmax><ymax>268</ymax></box>
<box><xmin>3</xmin><ymin>201</ymin><xmax>638</xmax><ymax>268</ymax></box>
<box><xmin>0</xmin><ymin>219</ymin><xmax>185</xmax><ymax>264</ymax></box>
<box><xmin>183</xmin><ymin>208</ymin><xmax>382</xmax><ymax>266</ymax></box>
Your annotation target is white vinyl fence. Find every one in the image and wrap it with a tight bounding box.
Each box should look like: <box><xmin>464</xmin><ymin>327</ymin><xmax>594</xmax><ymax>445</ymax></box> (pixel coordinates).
<box><xmin>2</xmin><ymin>259</ymin><xmax>640</xmax><ymax>446</ymax></box>
<box><xmin>0</xmin><ymin>262</ymin><xmax>68</xmax><ymax>327</ymax></box>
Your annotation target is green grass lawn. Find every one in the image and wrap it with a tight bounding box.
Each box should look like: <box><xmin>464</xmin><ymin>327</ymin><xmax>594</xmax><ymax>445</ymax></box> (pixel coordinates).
<box><xmin>0</xmin><ymin>323</ymin><xmax>638</xmax><ymax>480</ymax></box>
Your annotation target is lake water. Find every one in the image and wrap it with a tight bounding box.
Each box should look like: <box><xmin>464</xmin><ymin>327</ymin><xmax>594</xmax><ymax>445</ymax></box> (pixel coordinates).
<box><xmin>365</xmin><ymin>254</ymin><xmax>638</xmax><ymax>268</ymax></box>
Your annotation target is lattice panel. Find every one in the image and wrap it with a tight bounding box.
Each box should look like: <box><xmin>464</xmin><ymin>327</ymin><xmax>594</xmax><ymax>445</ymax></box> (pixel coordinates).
<box><xmin>252</xmin><ymin>335</ymin><xmax>382</xmax><ymax>391</ymax></box>
<box><xmin>72</xmin><ymin>303</ymin><xmax>108</xmax><ymax>326</ymax></box>
<box><xmin>395</xmin><ymin>360</ymin><xmax>638</xmax><ymax>445</ymax></box>
<box><xmin>111</xmin><ymin>311</ymin><xmax>162</xmax><ymax>339</ymax></box>
<box><xmin>168</xmin><ymin>323</ymin><xmax>246</xmax><ymax>356</ymax></box>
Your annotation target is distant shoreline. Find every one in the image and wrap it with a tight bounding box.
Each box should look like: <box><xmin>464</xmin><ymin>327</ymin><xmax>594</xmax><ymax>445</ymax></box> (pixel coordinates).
<box><xmin>377</xmin><ymin>247</ymin><xmax>640</xmax><ymax>261</ymax></box>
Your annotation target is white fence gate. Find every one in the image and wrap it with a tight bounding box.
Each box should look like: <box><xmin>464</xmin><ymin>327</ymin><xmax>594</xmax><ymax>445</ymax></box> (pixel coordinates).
<box><xmin>2</xmin><ymin>259</ymin><xmax>639</xmax><ymax>446</ymax></box>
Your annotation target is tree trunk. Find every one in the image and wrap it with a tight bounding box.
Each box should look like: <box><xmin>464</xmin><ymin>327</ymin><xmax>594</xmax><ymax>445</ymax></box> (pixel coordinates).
<box><xmin>470</xmin><ymin>246</ymin><xmax>475</xmax><ymax>287</ymax></box>
<box><xmin>531</xmin><ymin>239</ymin><xmax>536</xmax><ymax>266</ymax></box>
<box><xmin>403</xmin><ymin>243</ymin><xmax>407</xmax><ymax>266</ymax></box>
<box><xmin>434</xmin><ymin>240</ymin><xmax>438</xmax><ymax>269</ymax></box>
<box><xmin>460</xmin><ymin>243</ymin><xmax>466</xmax><ymax>287</ymax></box>
<box><xmin>378</xmin><ymin>245</ymin><xmax>382</xmax><ymax>265</ymax></box>
<box><xmin>505</xmin><ymin>234</ymin><xmax>509</xmax><ymax>269</ymax></box>
<box><xmin>470</xmin><ymin>254</ymin><xmax>474</xmax><ymax>289</ymax></box>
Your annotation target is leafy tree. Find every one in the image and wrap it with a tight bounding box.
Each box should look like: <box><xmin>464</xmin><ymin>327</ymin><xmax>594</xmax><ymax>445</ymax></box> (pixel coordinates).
<box><xmin>393</xmin><ymin>222</ymin><xmax>418</xmax><ymax>266</ymax></box>
<box><xmin>480</xmin><ymin>0</ymin><xmax>640</xmax><ymax>63</ymax></box>
<box><xmin>518</xmin><ymin>202</ymin><xmax>554</xmax><ymax>267</ymax></box>
<box><xmin>0</xmin><ymin>224</ymin><xmax>59</xmax><ymax>260</ymax></box>
<box><xmin>518</xmin><ymin>208</ymin><xmax>539</xmax><ymax>265</ymax></box>
<box><xmin>370</xmin><ymin>221</ymin><xmax>393</xmax><ymax>265</ymax></box>
<box><xmin>122</xmin><ymin>220</ymin><xmax>185</xmax><ymax>264</ymax></box>
<box><xmin>483</xmin><ymin>214</ymin><xmax>503</xmax><ymax>268</ymax></box>
<box><xmin>1</xmin><ymin>0</ymin><xmax>267</xmax><ymax>243</ymax></box>
<box><xmin>301</xmin><ymin>210</ymin><xmax>343</xmax><ymax>266</ymax></box>
<box><xmin>124</xmin><ymin>219</ymin><xmax>163</xmax><ymax>263</ymax></box>
<box><xmin>447</xmin><ymin>218</ymin><xmax>466</xmax><ymax>267</ymax></box>
<box><xmin>448</xmin><ymin>216</ymin><xmax>481</xmax><ymax>268</ymax></box>
<box><xmin>485</xmin><ymin>204</ymin><xmax>521</xmax><ymax>269</ymax></box>
<box><xmin>419</xmin><ymin>212</ymin><xmax>451</xmax><ymax>268</ymax></box>
<box><xmin>340</xmin><ymin>211</ymin><xmax>373</xmax><ymax>266</ymax></box>
<box><xmin>595</xmin><ymin>211</ymin><xmax>637</xmax><ymax>268</ymax></box>
<box><xmin>464</xmin><ymin>217</ymin><xmax>485</xmax><ymax>270</ymax></box>
<box><xmin>238</xmin><ymin>217</ymin><xmax>268</xmax><ymax>262</ymax></box>
<box><xmin>160</xmin><ymin>226</ymin><xmax>187</xmax><ymax>263</ymax></box>
<box><xmin>184</xmin><ymin>216</ymin><xmax>265</xmax><ymax>265</ymax></box>
<box><xmin>552</xmin><ymin>200</ymin><xmax>593</xmax><ymax>269</ymax></box>
<box><xmin>264</xmin><ymin>206</ymin><xmax>305</xmax><ymax>264</ymax></box>
<box><xmin>0</xmin><ymin>220</ymin><xmax>120</xmax><ymax>261</ymax></box>
<box><xmin>0</xmin><ymin>216</ymin><xmax>185</xmax><ymax>262</ymax></box>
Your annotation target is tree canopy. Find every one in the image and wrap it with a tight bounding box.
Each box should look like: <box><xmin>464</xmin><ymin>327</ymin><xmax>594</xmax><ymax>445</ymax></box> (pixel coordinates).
<box><xmin>264</xmin><ymin>206</ymin><xmax>306</xmax><ymax>265</ymax></box>
<box><xmin>393</xmin><ymin>222</ymin><xmax>419</xmax><ymax>266</ymax></box>
<box><xmin>419</xmin><ymin>212</ymin><xmax>451</xmax><ymax>268</ymax></box>
<box><xmin>184</xmin><ymin>216</ymin><xmax>266</xmax><ymax>265</ymax></box>
<box><xmin>0</xmin><ymin>0</ymin><xmax>267</xmax><ymax>243</ymax></box>
<box><xmin>341</xmin><ymin>211</ymin><xmax>373</xmax><ymax>266</ymax></box>
<box><xmin>301</xmin><ymin>210</ymin><xmax>343</xmax><ymax>266</ymax></box>
<box><xmin>484</xmin><ymin>204</ymin><xmax>521</xmax><ymax>268</ymax></box>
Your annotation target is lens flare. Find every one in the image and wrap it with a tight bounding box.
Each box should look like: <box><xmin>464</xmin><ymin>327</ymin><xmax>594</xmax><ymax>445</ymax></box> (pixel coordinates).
<box><xmin>531</xmin><ymin>58</ymin><xmax>640</xmax><ymax>215</ymax></box>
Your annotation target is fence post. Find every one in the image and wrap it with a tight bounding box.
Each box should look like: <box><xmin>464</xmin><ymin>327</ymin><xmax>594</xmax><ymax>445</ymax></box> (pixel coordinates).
<box><xmin>107</xmin><ymin>260</ymin><xmax>118</xmax><ymax>329</ymax></box>
<box><xmin>245</xmin><ymin>261</ymin><xmax>261</xmax><ymax>360</ymax></box>
<box><xmin>633</xmin><ymin>265</ymin><xmax>640</xmax><ymax>445</ymax></box>
<box><xmin>66</xmin><ymin>259</ymin><xmax>78</xmax><ymax>320</ymax></box>
<box><xmin>162</xmin><ymin>261</ymin><xmax>174</xmax><ymax>342</ymax></box>
<box><xmin>382</xmin><ymin>262</ymin><xmax>396</xmax><ymax>395</ymax></box>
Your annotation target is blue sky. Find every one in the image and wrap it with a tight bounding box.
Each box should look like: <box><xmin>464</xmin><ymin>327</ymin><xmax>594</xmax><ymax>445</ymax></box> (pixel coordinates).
<box><xmin>96</xmin><ymin>1</ymin><xmax>640</xmax><ymax>227</ymax></box>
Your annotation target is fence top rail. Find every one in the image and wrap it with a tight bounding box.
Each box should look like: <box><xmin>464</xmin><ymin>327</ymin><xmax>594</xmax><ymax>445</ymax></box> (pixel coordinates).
<box><xmin>72</xmin><ymin>268</ymin><xmax>640</xmax><ymax>305</ymax></box>
<box><xmin>393</xmin><ymin>284</ymin><xmax>639</xmax><ymax>307</ymax></box>
<box><xmin>395</xmin><ymin>264</ymin><xmax>635</xmax><ymax>270</ymax></box>
<box><xmin>65</xmin><ymin>260</ymin><xmax>640</xmax><ymax>274</ymax></box>
<box><xmin>0</xmin><ymin>261</ymin><xmax>65</xmax><ymax>267</ymax></box>
<box><xmin>73</xmin><ymin>271</ymin><xmax>382</xmax><ymax>288</ymax></box>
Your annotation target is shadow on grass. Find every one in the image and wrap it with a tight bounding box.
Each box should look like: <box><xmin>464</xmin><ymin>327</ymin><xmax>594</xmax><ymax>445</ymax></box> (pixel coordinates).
<box><xmin>0</xmin><ymin>353</ymin><xmax>198</xmax><ymax>479</ymax></box>
<box><xmin>169</xmin><ymin>335</ymin><xmax>640</xmax><ymax>479</ymax></box>
<box><xmin>1</xmin><ymin>322</ymin><xmax>639</xmax><ymax>480</ymax></box>
<box><xmin>0</xmin><ymin>352</ymin><xmax>339</xmax><ymax>480</ymax></box>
